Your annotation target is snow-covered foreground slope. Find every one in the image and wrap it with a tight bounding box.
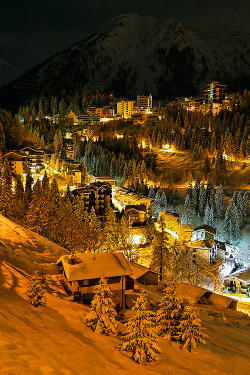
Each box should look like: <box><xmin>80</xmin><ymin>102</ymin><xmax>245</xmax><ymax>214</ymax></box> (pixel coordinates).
<box><xmin>0</xmin><ymin>214</ymin><xmax>68</xmax><ymax>274</ymax></box>
<box><xmin>0</xmin><ymin>261</ymin><xmax>249</xmax><ymax>375</ymax></box>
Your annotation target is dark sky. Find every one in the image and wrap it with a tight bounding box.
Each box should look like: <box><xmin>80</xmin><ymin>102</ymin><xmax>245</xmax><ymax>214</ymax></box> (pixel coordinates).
<box><xmin>1</xmin><ymin>0</ymin><xmax>249</xmax><ymax>71</ymax></box>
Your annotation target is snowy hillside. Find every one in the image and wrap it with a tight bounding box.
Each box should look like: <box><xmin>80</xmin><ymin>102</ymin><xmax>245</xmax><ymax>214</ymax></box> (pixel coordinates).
<box><xmin>10</xmin><ymin>13</ymin><xmax>250</xmax><ymax>96</ymax></box>
<box><xmin>0</xmin><ymin>261</ymin><xmax>249</xmax><ymax>374</ymax></box>
<box><xmin>0</xmin><ymin>57</ymin><xmax>23</xmax><ymax>87</ymax></box>
<box><xmin>0</xmin><ymin>214</ymin><xmax>68</xmax><ymax>274</ymax></box>
<box><xmin>0</xmin><ymin>214</ymin><xmax>249</xmax><ymax>374</ymax></box>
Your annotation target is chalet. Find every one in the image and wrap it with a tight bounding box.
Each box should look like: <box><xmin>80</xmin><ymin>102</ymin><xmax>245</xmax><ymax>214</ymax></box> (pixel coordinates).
<box><xmin>57</xmin><ymin>252</ymin><xmax>134</xmax><ymax>307</ymax></box>
<box><xmin>191</xmin><ymin>225</ymin><xmax>216</xmax><ymax>242</ymax></box>
<box><xmin>128</xmin><ymin>262</ymin><xmax>159</xmax><ymax>285</ymax></box>
<box><xmin>223</xmin><ymin>267</ymin><xmax>250</xmax><ymax>297</ymax></box>
<box><xmin>71</xmin><ymin>182</ymin><xmax>112</xmax><ymax>213</ymax></box>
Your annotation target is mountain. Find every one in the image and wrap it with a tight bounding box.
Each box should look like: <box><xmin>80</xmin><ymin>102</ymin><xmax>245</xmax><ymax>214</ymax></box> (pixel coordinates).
<box><xmin>0</xmin><ymin>57</ymin><xmax>23</xmax><ymax>87</ymax></box>
<box><xmin>10</xmin><ymin>14</ymin><xmax>250</xmax><ymax>96</ymax></box>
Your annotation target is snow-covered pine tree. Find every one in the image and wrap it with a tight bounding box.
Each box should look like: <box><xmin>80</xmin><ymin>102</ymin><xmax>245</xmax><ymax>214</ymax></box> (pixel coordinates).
<box><xmin>120</xmin><ymin>291</ymin><xmax>160</xmax><ymax>364</ymax></box>
<box><xmin>198</xmin><ymin>182</ymin><xmax>206</xmax><ymax>217</ymax></box>
<box><xmin>27</xmin><ymin>271</ymin><xmax>47</xmax><ymax>307</ymax></box>
<box><xmin>160</xmin><ymin>190</ymin><xmax>168</xmax><ymax>211</ymax></box>
<box><xmin>204</xmin><ymin>203</ymin><xmax>214</xmax><ymax>227</ymax></box>
<box><xmin>178</xmin><ymin>300</ymin><xmax>207</xmax><ymax>352</ymax></box>
<box><xmin>181</xmin><ymin>193</ymin><xmax>193</xmax><ymax>225</ymax></box>
<box><xmin>215</xmin><ymin>184</ymin><xmax>224</xmax><ymax>220</ymax></box>
<box><xmin>83</xmin><ymin>277</ymin><xmax>117</xmax><ymax>335</ymax></box>
<box><xmin>154</xmin><ymin>189</ymin><xmax>162</xmax><ymax>218</ymax></box>
<box><xmin>156</xmin><ymin>278</ymin><xmax>182</xmax><ymax>340</ymax></box>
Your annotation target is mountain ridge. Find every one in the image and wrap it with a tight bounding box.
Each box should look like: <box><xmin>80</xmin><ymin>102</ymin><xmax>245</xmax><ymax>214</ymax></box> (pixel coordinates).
<box><xmin>9</xmin><ymin>13</ymin><xmax>250</xmax><ymax>97</ymax></box>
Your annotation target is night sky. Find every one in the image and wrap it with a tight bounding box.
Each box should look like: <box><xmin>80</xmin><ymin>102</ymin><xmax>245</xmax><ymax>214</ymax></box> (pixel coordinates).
<box><xmin>1</xmin><ymin>0</ymin><xmax>249</xmax><ymax>71</ymax></box>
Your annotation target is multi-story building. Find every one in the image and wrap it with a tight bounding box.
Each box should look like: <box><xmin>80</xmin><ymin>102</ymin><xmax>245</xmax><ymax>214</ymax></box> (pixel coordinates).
<box><xmin>71</xmin><ymin>182</ymin><xmax>112</xmax><ymax>214</ymax></box>
<box><xmin>204</xmin><ymin>82</ymin><xmax>227</xmax><ymax>104</ymax></box>
<box><xmin>137</xmin><ymin>94</ymin><xmax>152</xmax><ymax>110</ymax></box>
<box><xmin>3</xmin><ymin>152</ymin><xmax>28</xmax><ymax>176</ymax></box>
<box><xmin>19</xmin><ymin>147</ymin><xmax>44</xmax><ymax>173</ymax></box>
<box><xmin>116</xmin><ymin>101</ymin><xmax>135</xmax><ymax>118</ymax></box>
<box><xmin>78</xmin><ymin>113</ymin><xmax>100</xmax><ymax>125</ymax></box>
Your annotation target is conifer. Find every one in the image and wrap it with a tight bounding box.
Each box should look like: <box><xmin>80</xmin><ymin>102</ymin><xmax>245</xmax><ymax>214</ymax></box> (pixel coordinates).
<box><xmin>215</xmin><ymin>185</ymin><xmax>224</xmax><ymax>220</ymax></box>
<box><xmin>178</xmin><ymin>300</ymin><xmax>207</xmax><ymax>353</ymax></box>
<box><xmin>120</xmin><ymin>291</ymin><xmax>160</xmax><ymax>364</ymax></box>
<box><xmin>27</xmin><ymin>271</ymin><xmax>47</xmax><ymax>307</ymax></box>
<box><xmin>156</xmin><ymin>278</ymin><xmax>182</xmax><ymax>340</ymax></box>
<box><xmin>83</xmin><ymin>277</ymin><xmax>117</xmax><ymax>335</ymax></box>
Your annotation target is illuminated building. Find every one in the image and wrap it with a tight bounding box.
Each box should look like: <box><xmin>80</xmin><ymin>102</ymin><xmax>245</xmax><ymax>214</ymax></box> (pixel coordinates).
<box><xmin>137</xmin><ymin>94</ymin><xmax>152</xmax><ymax>110</ymax></box>
<box><xmin>204</xmin><ymin>82</ymin><xmax>227</xmax><ymax>104</ymax></box>
<box><xmin>3</xmin><ymin>152</ymin><xmax>28</xmax><ymax>176</ymax></box>
<box><xmin>19</xmin><ymin>147</ymin><xmax>44</xmax><ymax>173</ymax></box>
<box><xmin>224</xmin><ymin>267</ymin><xmax>250</xmax><ymax>296</ymax></box>
<box><xmin>57</xmin><ymin>252</ymin><xmax>133</xmax><ymax>307</ymax></box>
<box><xmin>116</xmin><ymin>100</ymin><xmax>135</xmax><ymax>118</ymax></box>
<box><xmin>71</xmin><ymin>182</ymin><xmax>112</xmax><ymax>213</ymax></box>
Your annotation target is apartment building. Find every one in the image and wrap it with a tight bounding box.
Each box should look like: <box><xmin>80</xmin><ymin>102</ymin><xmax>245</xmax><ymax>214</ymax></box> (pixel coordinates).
<box><xmin>116</xmin><ymin>100</ymin><xmax>135</xmax><ymax>118</ymax></box>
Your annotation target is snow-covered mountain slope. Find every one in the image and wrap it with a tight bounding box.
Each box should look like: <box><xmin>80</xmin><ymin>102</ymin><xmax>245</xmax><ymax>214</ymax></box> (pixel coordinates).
<box><xmin>0</xmin><ymin>260</ymin><xmax>249</xmax><ymax>374</ymax></box>
<box><xmin>0</xmin><ymin>57</ymin><xmax>23</xmax><ymax>87</ymax></box>
<box><xmin>11</xmin><ymin>13</ymin><xmax>250</xmax><ymax>96</ymax></box>
<box><xmin>0</xmin><ymin>214</ymin><xmax>68</xmax><ymax>274</ymax></box>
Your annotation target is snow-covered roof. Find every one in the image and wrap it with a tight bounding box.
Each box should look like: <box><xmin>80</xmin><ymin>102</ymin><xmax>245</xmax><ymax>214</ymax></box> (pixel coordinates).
<box><xmin>128</xmin><ymin>261</ymin><xmax>159</xmax><ymax>280</ymax></box>
<box><xmin>224</xmin><ymin>267</ymin><xmax>250</xmax><ymax>284</ymax></box>
<box><xmin>57</xmin><ymin>252</ymin><xmax>132</xmax><ymax>281</ymax></box>
<box><xmin>193</xmin><ymin>225</ymin><xmax>216</xmax><ymax>234</ymax></box>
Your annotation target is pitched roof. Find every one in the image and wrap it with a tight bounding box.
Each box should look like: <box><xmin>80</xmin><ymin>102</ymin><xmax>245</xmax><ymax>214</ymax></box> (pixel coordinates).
<box><xmin>214</xmin><ymin>240</ymin><xmax>226</xmax><ymax>251</ymax></box>
<box><xmin>224</xmin><ymin>267</ymin><xmax>250</xmax><ymax>284</ymax></box>
<box><xmin>128</xmin><ymin>261</ymin><xmax>159</xmax><ymax>280</ymax></box>
<box><xmin>193</xmin><ymin>225</ymin><xmax>216</xmax><ymax>235</ymax></box>
<box><xmin>57</xmin><ymin>252</ymin><xmax>132</xmax><ymax>281</ymax></box>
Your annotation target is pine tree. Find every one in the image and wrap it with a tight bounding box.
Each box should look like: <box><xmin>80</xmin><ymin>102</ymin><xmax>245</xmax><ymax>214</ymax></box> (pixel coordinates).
<box><xmin>154</xmin><ymin>190</ymin><xmax>162</xmax><ymax>218</ymax></box>
<box><xmin>215</xmin><ymin>185</ymin><xmax>224</xmax><ymax>220</ymax></box>
<box><xmin>156</xmin><ymin>278</ymin><xmax>182</xmax><ymax>340</ymax></box>
<box><xmin>178</xmin><ymin>300</ymin><xmax>207</xmax><ymax>352</ymax></box>
<box><xmin>104</xmin><ymin>205</ymin><xmax>119</xmax><ymax>252</ymax></box>
<box><xmin>83</xmin><ymin>277</ymin><xmax>117</xmax><ymax>335</ymax></box>
<box><xmin>81</xmin><ymin>160</ymin><xmax>89</xmax><ymax>186</ymax></box>
<box><xmin>151</xmin><ymin>218</ymin><xmax>171</xmax><ymax>280</ymax></box>
<box><xmin>181</xmin><ymin>193</ymin><xmax>193</xmax><ymax>225</ymax></box>
<box><xmin>27</xmin><ymin>271</ymin><xmax>47</xmax><ymax>307</ymax></box>
<box><xmin>120</xmin><ymin>291</ymin><xmax>160</xmax><ymax>364</ymax></box>
<box><xmin>198</xmin><ymin>182</ymin><xmax>206</xmax><ymax>217</ymax></box>
<box><xmin>148</xmin><ymin>185</ymin><xmax>155</xmax><ymax>199</ymax></box>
